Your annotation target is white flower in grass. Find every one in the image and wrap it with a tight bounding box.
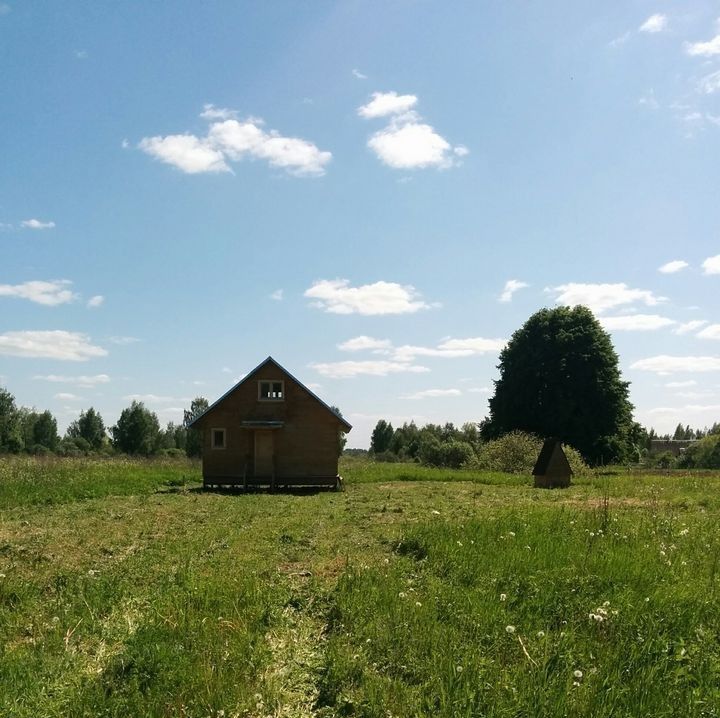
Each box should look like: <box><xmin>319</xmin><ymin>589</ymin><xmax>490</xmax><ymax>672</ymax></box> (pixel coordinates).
<box><xmin>574</xmin><ymin>669</ymin><xmax>583</xmax><ymax>679</ymax></box>
<box><xmin>415</xmin><ymin>601</ymin><xmax>422</xmax><ymax>607</ymax></box>
<box><xmin>537</xmin><ymin>630</ymin><xmax>545</xmax><ymax>638</ymax></box>
<box><xmin>456</xmin><ymin>665</ymin><xmax>463</xmax><ymax>672</ymax></box>
<box><xmin>505</xmin><ymin>625</ymin><xmax>516</xmax><ymax>634</ymax></box>
<box><xmin>500</xmin><ymin>593</ymin><xmax>507</xmax><ymax>602</ymax></box>
<box><xmin>508</xmin><ymin>531</ymin><xmax>516</xmax><ymax>537</ymax></box>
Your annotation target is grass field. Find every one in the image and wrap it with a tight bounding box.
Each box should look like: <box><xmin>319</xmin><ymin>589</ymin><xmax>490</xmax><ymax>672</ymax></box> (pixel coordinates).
<box><xmin>1</xmin><ymin>456</ymin><xmax>719</xmax><ymax>717</ymax></box>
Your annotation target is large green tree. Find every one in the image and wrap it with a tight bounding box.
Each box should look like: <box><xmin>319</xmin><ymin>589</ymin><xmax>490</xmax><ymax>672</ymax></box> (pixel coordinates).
<box><xmin>111</xmin><ymin>401</ymin><xmax>161</xmax><ymax>455</ymax></box>
<box><xmin>66</xmin><ymin>407</ymin><xmax>106</xmax><ymax>450</ymax></box>
<box><xmin>370</xmin><ymin>419</ymin><xmax>394</xmax><ymax>454</ymax></box>
<box><xmin>0</xmin><ymin>387</ymin><xmax>24</xmax><ymax>452</ymax></box>
<box><xmin>482</xmin><ymin>306</ymin><xmax>634</xmax><ymax>465</ymax></box>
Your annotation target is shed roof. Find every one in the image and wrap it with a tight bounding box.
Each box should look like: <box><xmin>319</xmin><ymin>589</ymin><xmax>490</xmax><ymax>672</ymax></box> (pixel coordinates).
<box><xmin>189</xmin><ymin>356</ymin><xmax>353</xmax><ymax>432</ymax></box>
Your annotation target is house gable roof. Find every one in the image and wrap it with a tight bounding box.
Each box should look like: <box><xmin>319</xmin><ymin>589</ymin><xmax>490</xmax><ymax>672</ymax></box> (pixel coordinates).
<box><xmin>189</xmin><ymin>356</ymin><xmax>352</xmax><ymax>432</ymax></box>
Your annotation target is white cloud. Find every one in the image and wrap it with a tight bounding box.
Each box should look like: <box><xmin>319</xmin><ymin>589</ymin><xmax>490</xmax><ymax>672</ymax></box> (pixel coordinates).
<box><xmin>74</xmin><ymin>49</ymin><xmax>88</xmax><ymax>60</ymax></box>
<box><xmin>638</xmin><ymin>90</ymin><xmax>660</xmax><ymax>110</ymax></box>
<box><xmin>698</xmin><ymin>70</ymin><xmax>720</xmax><ymax>95</ymax></box>
<box><xmin>87</xmin><ymin>295</ymin><xmax>104</xmax><ymax>308</ymax></box>
<box><xmin>468</xmin><ymin>386</ymin><xmax>491</xmax><ymax>394</ymax></box>
<box><xmin>208</xmin><ymin>118</ymin><xmax>331</xmax><ymax>176</ymax></box>
<box><xmin>270</xmin><ymin>289</ymin><xmax>283</xmax><ymax>301</ymax></box>
<box><xmin>108</xmin><ymin>336</ymin><xmax>140</xmax><ymax>345</ymax></box>
<box><xmin>305</xmin><ymin>279</ymin><xmax>431</xmax><ymax>315</ymax></box>
<box><xmin>0</xmin><ymin>280</ymin><xmax>76</xmax><ymax>306</ymax></box>
<box><xmin>550</xmin><ymin>282</ymin><xmax>666</xmax><ymax>314</ymax></box>
<box><xmin>310</xmin><ymin>360</ymin><xmax>430</xmax><ymax>379</ymax></box>
<box><xmin>121</xmin><ymin>139</ymin><xmax>130</xmax><ymax>149</ymax></box>
<box><xmin>391</xmin><ymin>345</ymin><xmax>474</xmax><ymax>361</ymax></box>
<box><xmin>665</xmin><ymin>380</ymin><xmax>697</xmax><ymax>388</ymax></box>
<box><xmin>138</xmin><ymin>134</ymin><xmax>230</xmax><ymax>174</ymax></box>
<box><xmin>54</xmin><ymin>392</ymin><xmax>81</xmax><ymax>400</ymax></box>
<box><xmin>609</xmin><ymin>32</ymin><xmax>631</xmax><ymax>48</ymax></box>
<box><xmin>675</xmin><ymin>320</ymin><xmax>708</xmax><ymax>335</ymax></box>
<box><xmin>337</xmin><ymin>335</ymin><xmax>503</xmax><ymax>362</ymax></box>
<box><xmin>639</xmin><ymin>14</ymin><xmax>667</xmax><ymax>33</ymax></box>
<box><xmin>658</xmin><ymin>259</ymin><xmax>688</xmax><ymax>274</ymax></box>
<box><xmin>199</xmin><ymin>104</ymin><xmax>239</xmax><ymax>121</ymax></box>
<box><xmin>686</xmin><ymin>34</ymin><xmax>720</xmax><ymax>57</ymax></box>
<box><xmin>436</xmin><ymin>337</ymin><xmax>507</xmax><ymax>354</ymax></box>
<box><xmin>358</xmin><ymin>91</ymin><xmax>418</xmax><ymax>119</ymax></box>
<box><xmin>697</xmin><ymin>324</ymin><xmax>720</xmax><ymax>340</ymax></box>
<box><xmin>402</xmin><ymin>388</ymin><xmax>462</xmax><ymax>400</ymax></box>
<box><xmin>630</xmin><ymin>355</ymin><xmax>720</xmax><ymax>374</ymax></box>
<box><xmin>352</xmin><ymin>68</ymin><xmax>368</xmax><ymax>80</ymax></box>
<box><xmin>0</xmin><ymin>331</ymin><xmax>107</xmax><ymax>361</ymax></box>
<box><xmin>600</xmin><ymin>314</ymin><xmax>676</xmax><ymax>331</ymax></box>
<box><xmin>124</xmin><ymin>394</ymin><xmax>190</xmax><ymax>403</ymax></box>
<box><xmin>702</xmin><ymin>254</ymin><xmax>720</xmax><ymax>274</ymax></box>
<box><xmin>21</xmin><ymin>219</ymin><xmax>55</xmax><ymax>230</ymax></box>
<box><xmin>367</xmin><ymin>121</ymin><xmax>459</xmax><ymax>169</ymax></box>
<box><xmin>647</xmin><ymin>403</ymin><xmax>720</xmax><ymax>416</ymax></box>
<box><xmin>338</xmin><ymin>336</ymin><xmax>392</xmax><ymax>352</ymax></box>
<box><xmin>359</xmin><ymin>91</ymin><xmax>466</xmax><ymax>169</ymax></box>
<box><xmin>35</xmin><ymin>373</ymin><xmax>110</xmax><ymax>387</ymax></box>
<box><xmin>499</xmin><ymin>279</ymin><xmax>529</xmax><ymax>303</ymax></box>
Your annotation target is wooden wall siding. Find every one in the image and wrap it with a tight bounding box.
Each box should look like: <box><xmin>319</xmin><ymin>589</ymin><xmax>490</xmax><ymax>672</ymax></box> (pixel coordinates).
<box><xmin>197</xmin><ymin>363</ymin><xmax>342</xmax><ymax>481</ymax></box>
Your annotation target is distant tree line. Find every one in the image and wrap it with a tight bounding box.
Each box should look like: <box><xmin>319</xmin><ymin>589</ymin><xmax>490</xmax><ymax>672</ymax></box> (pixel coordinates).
<box><xmin>370</xmin><ymin>420</ymin><xmax>481</xmax><ymax>468</ymax></box>
<box><xmin>647</xmin><ymin>423</ymin><xmax>720</xmax><ymax>442</ymax></box>
<box><xmin>0</xmin><ymin>386</ymin><xmax>208</xmax><ymax>458</ymax></box>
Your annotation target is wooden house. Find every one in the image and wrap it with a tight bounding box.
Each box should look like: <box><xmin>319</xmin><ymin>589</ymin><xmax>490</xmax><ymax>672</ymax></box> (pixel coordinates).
<box><xmin>532</xmin><ymin>438</ymin><xmax>572</xmax><ymax>488</ymax></box>
<box><xmin>190</xmin><ymin>357</ymin><xmax>352</xmax><ymax>489</ymax></box>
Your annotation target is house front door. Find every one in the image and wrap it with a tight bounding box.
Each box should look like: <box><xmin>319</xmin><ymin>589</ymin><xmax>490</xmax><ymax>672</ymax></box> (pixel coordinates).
<box><xmin>254</xmin><ymin>431</ymin><xmax>274</xmax><ymax>477</ymax></box>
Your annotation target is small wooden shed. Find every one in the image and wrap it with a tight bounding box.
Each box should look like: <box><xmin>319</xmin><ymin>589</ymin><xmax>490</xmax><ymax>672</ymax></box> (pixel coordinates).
<box><xmin>532</xmin><ymin>438</ymin><xmax>572</xmax><ymax>488</ymax></box>
<box><xmin>190</xmin><ymin>357</ymin><xmax>351</xmax><ymax>489</ymax></box>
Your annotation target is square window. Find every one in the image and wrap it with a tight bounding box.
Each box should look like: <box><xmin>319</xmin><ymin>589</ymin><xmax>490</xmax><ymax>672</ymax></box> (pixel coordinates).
<box><xmin>211</xmin><ymin>428</ymin><xmax>226</xmax><ymax>449</ymax></box>
<box><xmin>259</xmin><ymin>380</ymin><xmax>284</xmax><ymax>401</ymax></box>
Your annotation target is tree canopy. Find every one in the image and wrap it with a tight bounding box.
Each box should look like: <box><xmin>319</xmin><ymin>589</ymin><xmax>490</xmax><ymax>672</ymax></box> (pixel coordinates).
<box><xmin>67</xmin><ymin>407</ymin><xmax>106</xmax><ymax>449</ymax></box>
<box><xmin>111</xmin><ymin>401</ymin><xmax>161</xmax><ymax>456</ymax></box>
<box><xmin>482</xmin><ymin>306</ymin><xmax>635</xmax><ymax>464</ymax></box>
<box><xmin>183</xmin><ymin>397</ymin><xmax>209</xmax><ymax>458</ymax></box>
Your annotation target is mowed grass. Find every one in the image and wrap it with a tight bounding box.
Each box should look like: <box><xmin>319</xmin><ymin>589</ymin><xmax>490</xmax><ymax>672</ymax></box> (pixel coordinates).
<box><xmin>0</xmin><ymin>457</ymin><xmax>719</xmax><ymax>717</ymax></box>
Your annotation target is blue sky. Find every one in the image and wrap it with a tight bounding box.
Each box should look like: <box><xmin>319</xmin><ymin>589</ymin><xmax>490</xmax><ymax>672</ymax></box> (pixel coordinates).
<box><xmin>2</xmin><ymin>1</ymin><xmax>720</xmax><ymax>448</ymax></box>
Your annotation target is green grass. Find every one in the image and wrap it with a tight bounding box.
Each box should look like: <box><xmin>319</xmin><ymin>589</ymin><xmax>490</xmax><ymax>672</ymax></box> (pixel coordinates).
<box><xmin>0</xmin><ymin>456</ymin><xmax>200</xmax><ymax>509</ymax></box>
<box><xmin>1</xmin><ymin>455</ymin><xmax>719</xmax><ymax>716</ymax></box>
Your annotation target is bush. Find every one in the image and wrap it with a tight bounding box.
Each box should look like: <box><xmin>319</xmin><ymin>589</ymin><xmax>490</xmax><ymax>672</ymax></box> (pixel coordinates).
<box><xmin>28</xmin><ymin>443</ymin><xmax>52</xmax><ymax>456</ymax></box>
<box><xmin>373</xmin><ymin>450</ymin><xmax>399</xmax><ymax>463</ymax></box>
<box><xmin>648</xmin><ymin>451</ymin><xmax>677</xmax><ymax>469</ymax></box>
<box><xmin>677</xmin><ymin>434</ymin><xmax>720</xmax><ymax>469</ymax></box>
<box><xmin>467</xmin><ymin>431</ymin><xmax>588</xmax><ymax>476</ymax></box>
<box><xmin>418</xmin><ymin>436</ymin><xmax>476</xmax><ymax>468</ymax></box>
<box><xmin>162</xmin><ymin>448</ymin><xmax>186</xmax><ymax>458</ymax></box>
<box><xmin>442</xmin><ymin>440</ymin><xmax>476</xmax><ymax>469</ymax></box>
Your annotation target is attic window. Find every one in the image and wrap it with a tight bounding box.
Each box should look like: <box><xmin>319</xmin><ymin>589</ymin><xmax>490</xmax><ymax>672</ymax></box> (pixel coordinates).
<box><xmin>259</xmin><ymin>380</ymin><xmax>284</xmax><ymax>401</ymax></box>
<box><xmin>211</xmin><ymin>428</ymin><xmax>226</xmax><ymax>449</ymax></box>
